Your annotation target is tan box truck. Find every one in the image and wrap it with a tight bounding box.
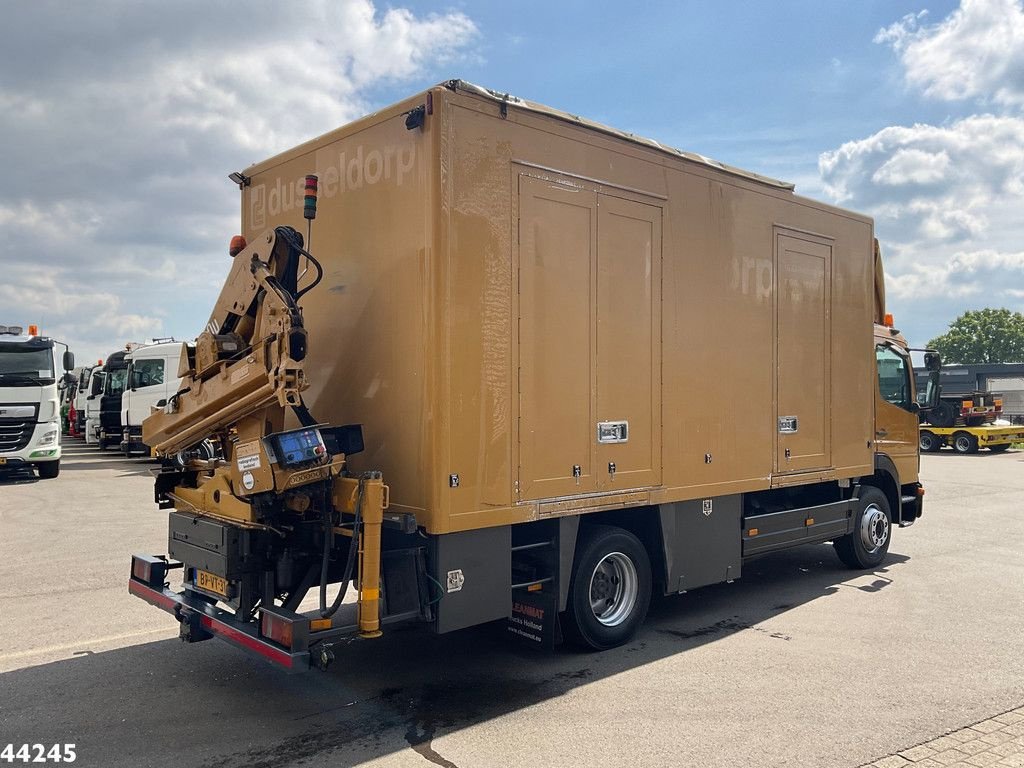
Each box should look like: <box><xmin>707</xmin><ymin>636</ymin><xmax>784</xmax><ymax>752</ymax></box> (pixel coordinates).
<box><xmin>130</xmin><ymin>81</ymin><xmax>938</xmax><ymax>670</ymax></box>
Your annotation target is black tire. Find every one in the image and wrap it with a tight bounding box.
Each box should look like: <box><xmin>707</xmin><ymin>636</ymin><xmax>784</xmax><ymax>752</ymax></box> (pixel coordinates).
<box><xmin>36</xmin><ymin>461</ymin><xmax>60</xmax><ymax>479</ymax></box>
<box><xmin>989</xmin><ymin>443</ymin><xmax>1010</xmax><ymax>453</ymax></box>
<box><xmin>563</xmin><ymin>525</ymin><xmax>652</xmax><ymax>651</ymax></box>
<box><xmin>952</xmin><ymin>432</ymin><xmax>978</xmax><ymax>454</ymax></box>
<box><xmin>965</xmin><ymin>416</ymin><xmax>986</xmax><ymax>427</ymax></box>
<box><xmin>928</xmin><ymin>401</ymin><xmax>956</xmax><ymax>428</ymax></box>
<box><xmin>919</xmin><ymin>431</ymin><xmax>942</xmax><ymax>452</ymax></box>
<box><xmin>834</xmin><ymin>487</ymin><xmax>892</xmax><ymax>569</ymax></box>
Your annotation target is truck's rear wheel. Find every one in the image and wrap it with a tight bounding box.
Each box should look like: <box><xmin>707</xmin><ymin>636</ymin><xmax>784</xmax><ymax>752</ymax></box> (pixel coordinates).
<box><xmin>36</xmin><ymin>461</ymin><xmax>60</xmax><ymax>479</ymax></box>
<box><xmin>563</xmin><ymin>525</ymin><xmax>651</xmax><ymax>651</ymax></box>
<box><xmin>953</xmin><ymin>432</ymin><xmax>978</xmax><ymax>454</ymax></box>
<box><xmin>834</xmin><ymin>487</ymin><xmax>891</xmax><ymax>569</ymax></box>
<box><xmin>989</xmin><ymin>443</ymin><xmax>1010</xmax><ymax>453</ymax></box>
<box><xmin>919</xmin><ymin>431</ymin><xmax>941</xmax><ymax>452</ymax></box>
<box><xmin>965</xmin><ymin>416</ymin><xmax>986</xmax><ymax>427</ymax></box>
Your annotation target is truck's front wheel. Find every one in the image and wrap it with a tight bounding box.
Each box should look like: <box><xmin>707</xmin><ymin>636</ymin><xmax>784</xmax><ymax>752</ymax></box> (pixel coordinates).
<box><xmin>563</xmin><ymin>525</ymin><xmax>651</xmax><ymax>651</ymax></box>
<box><xmin>834</xmin><ymin>487</ymin><xmax>891</xmax><ymax>569</ymax></box>
<box><xmin>36</xmin><ymin>461</ymin><xmax>60</xmax><ymax>479</ymax></box>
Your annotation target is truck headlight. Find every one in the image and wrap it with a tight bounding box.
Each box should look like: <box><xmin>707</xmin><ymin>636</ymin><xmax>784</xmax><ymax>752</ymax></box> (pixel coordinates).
<box><xmin>39</xmin><ymin>428</ymin><xmax>59</xmax><ymax>447</ymax></box>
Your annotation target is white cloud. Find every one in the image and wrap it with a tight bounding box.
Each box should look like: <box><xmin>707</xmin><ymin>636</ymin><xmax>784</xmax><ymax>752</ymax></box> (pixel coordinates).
<box><xmin>819</xmin><ymin>114</ymin><xmax>1024</xmax><ymax>243</ymax></box>
<box><xmin>887</xmin><ymin>249</ymin><xmax>1024</xmax><ymax>300</ymax></box>
<box><xmin>872</xmin><ymin>148</ymin><xmax>951</xmax><ymax>185</ymax></box>
<box><xmin>874</xmin><ymin>0</ymin><xmax>1024</xmax><ymax>108</ymax></box>
<box><xmin>816</xmin><ymin>0</ymin><xmax>1024</xmax><ymax>344</ymax></box>
<box><xmin>0</xmin><ymin>0</ymin><xmax>478</xmax><ymax>364</ymax></box>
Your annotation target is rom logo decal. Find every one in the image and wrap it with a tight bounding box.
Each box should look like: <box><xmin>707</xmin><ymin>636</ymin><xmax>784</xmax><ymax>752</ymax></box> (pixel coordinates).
<box><xmin>446</xmin><ymin>569</ymin><xmax>465</xmax><ymax>593</ymax></box>
<box><xmin>702</xmin><ymin>499</ymin><xmax>713</xmax><ymax>517</ymax></box>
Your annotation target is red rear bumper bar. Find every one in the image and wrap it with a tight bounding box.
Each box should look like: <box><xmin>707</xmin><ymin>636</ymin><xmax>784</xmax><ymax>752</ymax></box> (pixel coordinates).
<box><xmin>128</xmin><ymin>574</ymin><xmax>308</xmax><ymax>673</ymax></box>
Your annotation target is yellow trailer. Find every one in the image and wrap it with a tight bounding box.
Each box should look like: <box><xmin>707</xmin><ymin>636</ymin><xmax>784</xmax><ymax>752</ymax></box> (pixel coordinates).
<box><xmin>919</xmin><ymin>425</ymin><xmax>1024</xmax><ymax>454</ymax></box>
<box><xmin>129</xmin><ymin>81</ymin><xmax>936</xmax><ymax>669</ymax></box>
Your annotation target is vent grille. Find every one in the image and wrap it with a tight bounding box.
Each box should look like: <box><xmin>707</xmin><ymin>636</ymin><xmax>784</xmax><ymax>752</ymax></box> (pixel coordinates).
<box><xmin>0</xmin><ymin>420</ymin><xmax>33</xmax><ymax>452</ymax></box>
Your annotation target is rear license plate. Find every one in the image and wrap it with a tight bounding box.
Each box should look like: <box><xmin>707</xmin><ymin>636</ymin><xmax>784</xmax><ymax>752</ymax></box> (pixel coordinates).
<box><xmin>194</xmin><ymin>569</ymin><xmax>229</xmax><ymax>599</ymax></box>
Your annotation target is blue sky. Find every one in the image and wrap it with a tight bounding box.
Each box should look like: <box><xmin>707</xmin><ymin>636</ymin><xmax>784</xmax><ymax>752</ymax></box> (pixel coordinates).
<box><xmin>2</xmin><ymin>0</ymin><xmax>1022</xmax><ymax>363</ymax></box>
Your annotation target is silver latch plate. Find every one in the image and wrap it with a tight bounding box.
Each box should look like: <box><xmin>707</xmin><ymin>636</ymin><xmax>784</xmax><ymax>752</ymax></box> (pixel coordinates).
<box><xmin>597</xmin><ymin>421</ymin><xmax>629</xmax><ymax>444</ymax></box>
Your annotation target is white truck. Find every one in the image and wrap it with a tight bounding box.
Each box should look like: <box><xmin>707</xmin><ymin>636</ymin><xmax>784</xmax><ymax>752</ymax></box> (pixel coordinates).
<box><xmin>84</xmin><ymin>367</ymin><xmax>105</xmax><ymax>445</ymax></box>
<box><xmin>73</xmin><ymin>364</ymin><xmax>97</xmax><ymax>436</ymax></box>
<box><xmin>0</xmin><ymin>324</ymin><xmax>74</xmax><ymax>479</ymax></box>
<box><xmin>120</xmin><ymin>339</ymin><xmax>184</xmax><ymax>456</ymax></box>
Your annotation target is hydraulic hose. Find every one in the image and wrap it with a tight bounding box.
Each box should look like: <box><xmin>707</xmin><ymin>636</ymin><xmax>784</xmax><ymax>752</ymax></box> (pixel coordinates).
<box><xmin>318</xmin><ymin>476</ymin><xmax>364</xmax><ymax>618</ymax></box>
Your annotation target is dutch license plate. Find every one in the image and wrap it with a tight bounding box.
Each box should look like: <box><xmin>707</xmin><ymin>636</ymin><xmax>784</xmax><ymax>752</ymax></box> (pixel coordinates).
<box><xmin>194</xmin><ymin>569</ymin><xmax>229</xmax><ymax>599</ymax></box>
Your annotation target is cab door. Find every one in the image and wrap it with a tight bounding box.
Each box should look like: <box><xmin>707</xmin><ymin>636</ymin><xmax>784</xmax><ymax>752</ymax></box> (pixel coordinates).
<box><xmin>874</xmin><ymin>342</ymin><xmax>919</xmax><ymax>483</ymax></box>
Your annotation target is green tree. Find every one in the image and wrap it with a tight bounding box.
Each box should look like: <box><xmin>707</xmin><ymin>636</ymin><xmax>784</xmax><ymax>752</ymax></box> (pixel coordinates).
<box><xmin>927</xmin><ymin>308</ymin><xmax>1024</xmax><ymax>364</ymax></box>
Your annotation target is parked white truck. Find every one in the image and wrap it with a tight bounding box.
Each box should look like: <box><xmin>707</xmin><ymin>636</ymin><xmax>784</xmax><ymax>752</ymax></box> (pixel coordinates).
<box><xmin>120</xmin><ymin>339</ymin><xmax>184</xmax><ymax>455</ymax></box>
<box><xmin>73</xmin><ymin>364</ymin><xmax>97</xmax><ymax>436</ymax></box>
<box><xmin>84</xmin><ymin>367</ymin><xmax>105</xmax><ymax>445</ymax></box>
<box><xmin>0</xmin><ymin>324</ymin><xmax>74</xmax><ymax>479</ymax></box>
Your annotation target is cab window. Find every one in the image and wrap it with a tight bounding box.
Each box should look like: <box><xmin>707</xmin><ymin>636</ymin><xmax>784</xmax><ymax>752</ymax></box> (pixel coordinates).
<box><xmin>132</xmin><ymin>359</ymin><xmax>165</xmax><ymax>388</ymax></box>
<box><xmin>876</xmin><ymin>344</ymin><xmax>912</xmax><ymax>410</ymax></box>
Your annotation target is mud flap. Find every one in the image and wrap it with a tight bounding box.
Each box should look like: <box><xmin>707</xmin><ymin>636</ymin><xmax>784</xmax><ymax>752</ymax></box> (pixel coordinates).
<box><xmin>507</xmin><ymin>589</ymin><xmax>560</xmax><ymax>649</ymax></box>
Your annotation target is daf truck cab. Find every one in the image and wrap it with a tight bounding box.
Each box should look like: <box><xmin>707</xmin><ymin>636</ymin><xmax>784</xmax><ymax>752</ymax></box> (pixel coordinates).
<box><xmin>0</xmin><ymin>324</ymin><xmax>74</xmax><ymax>479</ymax></box>
<box><xmin>97</xmin><ymin>350</ymin><xmax>129</xmax><ymax>450</ymax></box>
<box><xmin>120</xmin><ymin>340</ymin><xmax>184</xmax><ymax>456</ymax></box>
<box><xmin>84</xmin><ymin>367</ymin><xmax>105</xmax><ymax>445</ymax></box>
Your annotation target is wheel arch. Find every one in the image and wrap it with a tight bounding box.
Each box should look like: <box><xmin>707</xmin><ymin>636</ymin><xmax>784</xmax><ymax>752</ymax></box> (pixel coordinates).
<box><xmin>862</xmin><ymin>454</ymin><xmax>900</xmax><ymax>521</ymax></box>
<box><xmin>564</xmin><ymin>507</ymin><xmax>665</xmax><ymax>605</ymax></box>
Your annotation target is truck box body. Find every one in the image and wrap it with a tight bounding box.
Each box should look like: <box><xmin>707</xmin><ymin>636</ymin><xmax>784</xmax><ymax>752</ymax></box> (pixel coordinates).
<box><xmin>239</xmin><ymin>81</ymin><xmax>875</xmax><ymax>536</ymax></box>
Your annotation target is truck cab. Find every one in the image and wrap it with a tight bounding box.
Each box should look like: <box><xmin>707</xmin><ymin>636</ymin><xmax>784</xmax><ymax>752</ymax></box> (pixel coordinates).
<box><xmin>873</xmin><ymin>317</ymin><xmax>940</xmax><ymax>523</ymax></box>
<box><xmin>0</xmin><ymin>324</ymin><xmax>74</xmax><ymax>479</ymax></box>
<box><xmin>98</xmin><ymin>350</ymin><xmax>129</xmax><ymax>450</ymax></box>
<box><xmin>120</xmin><ymin>340</ymin><xmax>184</xmax><ymax>456</ymax></box>
<box><xmin>84</xmin><ymin>366</ymin><xmax>106</xmax><ymax>445</ymax></box>
<box><xmin>73</xmin><ymin>365</ymin><xmax>95</xmax><ymax>435</ymax></box>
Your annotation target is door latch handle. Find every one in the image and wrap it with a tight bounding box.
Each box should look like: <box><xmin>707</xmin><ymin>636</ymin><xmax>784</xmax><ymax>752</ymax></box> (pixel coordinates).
<box><xmin>875</xmin><ymin>429</ymin><xmax>888</xmax><ymax>438</ymax></box>
<box><xmin>608</xmin><ymin>462</ymin><xmax>616</xmax><ymax>479</ymax></box>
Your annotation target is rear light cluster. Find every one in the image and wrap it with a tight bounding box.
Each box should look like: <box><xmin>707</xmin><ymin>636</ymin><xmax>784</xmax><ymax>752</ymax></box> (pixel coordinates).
<box><xmin>261</xmin><ymin>612</ymin><xmax>294</xmax><ymax>648</ymax></box>
<box><xmin>131</xmin><ymin>554</ymin><xmax>177</xmax><ymax>586</ymax></box>
<box><xmin>260</xmin><ymin>609</ymin><xmax>330</xmax><ymax>649</ymax></box>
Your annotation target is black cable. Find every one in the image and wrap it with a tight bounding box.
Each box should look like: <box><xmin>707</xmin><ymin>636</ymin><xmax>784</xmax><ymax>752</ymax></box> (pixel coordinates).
<box><xmin>318</xmin><ymin>476</ymin><xmax>364</xmax><ymax>618</ymax></box>
<box><xmin>275</xmin><ymin>226</ymin><xmax>324</xmax><ymax>302</ymax></box>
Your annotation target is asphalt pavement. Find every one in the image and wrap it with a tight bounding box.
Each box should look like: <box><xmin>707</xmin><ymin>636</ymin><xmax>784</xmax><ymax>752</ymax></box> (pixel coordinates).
<box><xmin>1</xmin><ymin>440</ymin><xmax>1023</xmax><ymax>768</ymax></box>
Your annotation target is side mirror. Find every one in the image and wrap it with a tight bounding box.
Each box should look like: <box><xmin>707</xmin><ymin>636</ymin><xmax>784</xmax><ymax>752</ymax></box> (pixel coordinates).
<box><xmin>924</xmin><ymin>351</ymin><xmax>941</xmax><ymax>372</ymax></box>
<box><xmin>62</xmin><ymin>350</ymin><xmax>75</xmax><ymax>372</ymax></box>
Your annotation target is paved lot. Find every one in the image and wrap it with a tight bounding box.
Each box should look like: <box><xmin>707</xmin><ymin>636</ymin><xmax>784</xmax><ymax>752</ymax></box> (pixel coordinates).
<box><xmin>1</xmin><ymin>441</ymin><xmax>1023</xmax><ymax>768</ymax></box>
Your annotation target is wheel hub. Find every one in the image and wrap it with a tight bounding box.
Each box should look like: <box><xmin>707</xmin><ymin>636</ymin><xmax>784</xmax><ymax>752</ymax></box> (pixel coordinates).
<box><xmin>588</xmin><ymin>552</ymin><xmax>638</xmax><ymax>627</ymax></box>
<box><xmin>859</xmin><ymin>504</ymin><xmax>889</xmax><ymax>553</ymax></box>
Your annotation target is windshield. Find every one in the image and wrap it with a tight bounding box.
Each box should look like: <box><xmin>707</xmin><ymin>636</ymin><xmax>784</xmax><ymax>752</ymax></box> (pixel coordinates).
<box><xmin>0</xmin><ymin>343</ymin><xmax>56</xmax><ymax>386</ymax></box>
<box><xmin>105</xmin><ymin>367</ymin><xmax>128</xmax><ymax>396</ymax></box>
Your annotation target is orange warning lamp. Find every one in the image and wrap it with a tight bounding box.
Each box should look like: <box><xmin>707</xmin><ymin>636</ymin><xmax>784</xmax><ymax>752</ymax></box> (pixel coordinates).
<box><xmin>229</xmin><ymin>235</ymin><xmax>247</xmax><ymax>257</ymax></box>
<box><xmin>27</xmin><ymin>324</ymin><xmax>39</xmax><ymax>336</ymax></box>
<box><xmin>883</xmin><ymin>313</ymin><xmax>894</xmax><ymax>328</ymax></box>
